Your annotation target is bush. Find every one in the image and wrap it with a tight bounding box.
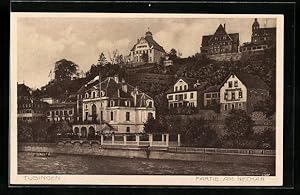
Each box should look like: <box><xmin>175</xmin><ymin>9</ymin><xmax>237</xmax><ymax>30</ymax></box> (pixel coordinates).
<box><xmin>17</xmin><ymin>121</ymin><xmax>33</xmax><ymax>142</ymax></box>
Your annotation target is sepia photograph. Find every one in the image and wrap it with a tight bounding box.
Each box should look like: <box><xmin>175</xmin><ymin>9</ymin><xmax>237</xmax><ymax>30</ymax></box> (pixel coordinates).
<box><xmin>10</xmin><ymin>13</ymin><xmax>283</xmax><ymax>186</ymax></box>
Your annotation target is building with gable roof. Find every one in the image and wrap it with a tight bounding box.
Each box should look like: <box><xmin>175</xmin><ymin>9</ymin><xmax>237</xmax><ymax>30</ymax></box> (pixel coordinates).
<box><xmin>126</xmin><ymin>30</ymin><xmax>166</xmax><ymax>66</ymax></box>
<box><xmin>72</xmin><ymin>76</ymin><xmax>156</xmax><ymax>136</ymax></box>
<box><xmin>219</xmin><ymin>72</ymin><xmax>270</xmax><ymax>113</ymax></box>
<box><xmin>17</xmin><ymin>83</ymin><xmax>49</xmax><ymax>122</ymax></box>
<box><xmin>200</xmin><ymin>24</ymin><xmax>239</xmax><ymax>55</ymax></box>
<box><xmin>166</xmin><ymin>77</ymin><xmax>209</xmax><ymax>109</ymax></box>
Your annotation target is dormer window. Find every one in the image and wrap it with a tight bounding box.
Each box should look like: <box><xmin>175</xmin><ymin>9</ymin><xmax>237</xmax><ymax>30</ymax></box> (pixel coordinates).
<box><xmin>146</xmin><ymin>100</ymin><xmax>153</xmax><ymax>108</ymax></box>
<box><xmin>92</xmin><ymin>91</ymin><xmax>96</xmax><ymax>98</ymax></box>
<box><xmin>100</xmin><ymin>90</ymin><xmax>105</xmax><ymax>97</ymax></box>
<box><xmin>110</xmin><ymin>100</ymin><xmax>115</xmax><ymax>107</ymax></box>
<box><xmin>125</xmin><ymin>100</ymin><xmax>131</xmax><ymax>107</ymax></box>
<box><xmin>175</xmin><ymin>86</ymin><xmax>178</xmax><ymax>92</ymax></box>
<box><xmin>184</xmin><ymin>85</ymin><xmax>187</xmax><ymax>90</ymax></box>
<box><xmin>85</xmin><ymin>93</ymin><xmax>89</xmax><ymax>99</ymax></box>
<box><xmin>179</xmin><ymin>86</ymin><xmax>182</xmax><ymax>91</ymax></box>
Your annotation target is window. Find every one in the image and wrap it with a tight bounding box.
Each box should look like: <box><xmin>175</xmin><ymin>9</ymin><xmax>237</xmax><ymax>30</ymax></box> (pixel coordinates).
<box><xmin>224</xmin><ymin>104</ymin><xmax>228</xmax><ymax>110</ymax></box>
<box><xmin>110</xmin><ymin>100</ymin><xmax>115</xmax><ymax>107</ymax></box>
<box><xmin>64</xmin><ymin>110</ymin><xmax>67</xmax><ymax>116</ymax></box>
<box><xmin>224</xmin><ymin>92</ymin><xmax>228</xmax><ymax>100</ymax></box>
<box><xmin>92</xmin><ymin>91</ymin><xmax>96</xmax><ymax>98</ymax></box>
<box><xmin>175</xmin><ymin>86</ymin><xmax>178</xmax><ymax>91</ymax></box>
<box><xmin>110</xmin><ymin>111</ymin><xmax>114</xmax><ymax>121</ymax></box>
<box><xmin>85</xmin><ymin>93</ymin><xmax>89</xmax><ymax>98</ymax></box>
<box><xmin>239</xmin><ymin>91</ymin><xmax>243</xmax><ymax>98</ymax></box>
<box><xmin>149</xmin><ymin>57</ymin><xmax>152</xmax><ymax>62</ymax></box>
<box><xmin>232</xmin><ymin>104</ymin><xmax>235</xmax><ymax>109</ymax></box>
<box><xmin>69</xmin><ymin>110</ymin><xmax>73</xmax><ymax>115</ymax></box>
<box><xmin>55</xmin><ymin>111</ymin><xmax>58</xmax><ymax>115</ymax></box>
<box><xmin>234</xmin><ymin>81</ymin><xmax>238</xmax><ymax>87</ymax></box>
<box><xmin>148</xmin><ymin>112</ymin><xmax>154</xmax><ymax>120</ymax></box>
<box><xmin>168</xmin><ymin>95</ymin><xmax>173</xmax><ymax>100</ymax></box>
<box><xmin>231</xmin><ymin>92</ymin><xmax>235</xmax><ymax>100</ymax></box>
<box><xmin>228</xmin><ymin>81</ymin><xmax>232</xmax><ymax>88</ymax></box>
<box><xmin>184</xmin><ymin>85</ymin><xmax>187</xmax><ymax>90</ymax></box>
<box><xmin>179</xmin><ymin>86</ymin><xmax>182</xmax><ymax>91</ymax></box>
<box><xmin>60</xmin><ymin>111</ymin><xmax>63</xmax><ymax>116</ymax></box>
<box><xmin>148</xmin><ymin>101</ymin><xmax>153</xmax><ymax>108</ymax></box>
<box><xmin>184</xmin><ymin>94</ymin><xmax>187</xmax><ymax>99</ymax></box>
<box><xmin>126</xmin><ymin>112</ymin><xmax>130</xmax><ymax>121</ymax></box>
<box><xmin>206</xmin><ymin>94</ymin><xmax>211</xmax><ymax>98</ymax></box>
<box><xmin>100</xmin><ymin>111</ymin><xmax>103</xmax><ymax>120</ymax></box>
<box><xmin>175</xmin><ymin>95</ymin><xmax>178</xmax><ymax>100</ymax></box>
<box><xmin>125</xmin><ymin>100</ymin><xmax>130</xmax><ymax>107</ymax></box>
<box><xmin>126</xmin><ymin>127</ymin><xmax>130</xmax><ymax>133</ymax></box>
<box><xmin>190</xmin><ymin>93</ymin><xmax>194</xmax><ymax>99</ymax></box>
<box><xmin>47</xmin><ymin>111</ymin><xmax>50</xmax><ymax>116</ymax></box>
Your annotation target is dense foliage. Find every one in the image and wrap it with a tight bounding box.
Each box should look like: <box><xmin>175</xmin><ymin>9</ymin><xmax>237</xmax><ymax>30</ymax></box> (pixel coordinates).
<box><xmin>54</xmin><ymin>59</ymin><xmax>79</xmax><ymax>81</ymax></box>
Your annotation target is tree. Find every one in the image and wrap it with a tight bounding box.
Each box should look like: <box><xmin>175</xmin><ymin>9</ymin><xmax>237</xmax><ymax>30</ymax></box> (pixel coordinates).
<box><xmin>18</xmin><ymin>121</ymin><xmax>33</xmax><ymax>142</ymax></box>
<box><xmin>253</xmin><ymin>96</ymin><xmax>275</xmax><ymax>118</ymax></box>
<box><xmin>97</xmin><ymin>52</ymin><xmax>108</xmax><ymax>66</ymax></box>
<box><xmin>54</xmin><ymin>59</ymin><xmax>79</xmax><ymax>81</ymax></box>
<box><xmin>182</xmin><ymin>118</ymin><xmax>219</xmax><ymax>147</ymax></box>
<box><xmin>168</xmin><ymin>48</ymin><xmax>178</xmax><ymax>61</ymax></box>
<box><xmin>143</xmin><ymin>116</ymin><xmax>166</xmax><ymax>134</ymax></box>
<box><xmin>109</xmin><ymin>49</ymin><xmax>124</xmax><ymax>65</ymax></box>
<box><xmin>254</xmin><ymin>127</ymin><xmax>275</xmax><ymax>149</ymax></box>
<box><xmin>223</xmin><ymin>109</ymin><xmax>255</xmax><ymax>148</ymax></box>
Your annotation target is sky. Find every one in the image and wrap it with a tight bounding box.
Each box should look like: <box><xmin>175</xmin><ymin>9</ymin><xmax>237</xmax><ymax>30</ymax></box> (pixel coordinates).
<box><xmin>16</xmin><ymin>15</ymin><xmax>276</xmax><ymax>88</ymax></box>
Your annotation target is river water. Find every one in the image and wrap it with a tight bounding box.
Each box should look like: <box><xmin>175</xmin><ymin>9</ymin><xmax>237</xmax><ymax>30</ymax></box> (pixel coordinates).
<box><xmin>18</xmin><ymin>152</ymin><xmax>274</xmax><ymax>175</ymax></box>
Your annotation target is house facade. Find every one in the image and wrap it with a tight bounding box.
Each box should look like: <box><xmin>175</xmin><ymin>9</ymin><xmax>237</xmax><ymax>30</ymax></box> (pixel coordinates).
<box><xmin>167</xmin><ymin>78</ymin><xmax>208</xmax><ymax>109</ymax></box>
<box><xmin>72</xmin><ymin>76</ymin><xmax>156</xmax><ymax>137</ymax></box>
<box><xmin>127</xmin><ymin>30</ymin><xmax>166</xmax><ymax>66</ymax></box>
<box><xmin>200</xmin><ymin>24</ymin><xmax>239</xmax><ymax>55</ymax></box>
<box><xmin>46</xmin><ymin>102</ymin><xmax>76</xmax><ymax>122</ymax></box>
<box><xmin>203</xmin><ymin>85</ymin><xmax>220</xmax><ymax>108</ymax></box>
<box><xmin>219</xmin><ymin>73</ymin><xmax>269</xmax><ymax>113</ymax></box>
<box><xmin>17</xmin><ymin>83</ymin><xmax>48</xmax><ymax>122</ymax></box>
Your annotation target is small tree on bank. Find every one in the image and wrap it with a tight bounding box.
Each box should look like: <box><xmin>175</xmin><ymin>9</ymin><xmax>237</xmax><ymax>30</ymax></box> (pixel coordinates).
<box><xmin>223</xmin><ymin>109</ymin><xmax>255</xmax><ymax>148</ymax></box>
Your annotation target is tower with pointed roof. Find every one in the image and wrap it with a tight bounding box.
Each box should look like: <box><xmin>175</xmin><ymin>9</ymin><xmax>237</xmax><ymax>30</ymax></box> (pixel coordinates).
<box><xmin>126</xmin><ymin>29</ymin><xmax>166</xmax><ymax>67</ymax></box>
<box><xmin>200</xmin><ymin>24</ymin><xmax>239</xmax><ymax>55</ymax></box>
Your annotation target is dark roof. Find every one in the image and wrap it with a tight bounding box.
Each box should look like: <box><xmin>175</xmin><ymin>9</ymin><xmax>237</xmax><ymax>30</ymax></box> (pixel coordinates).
<box><xmin>203</xmin><ymin>85</ymin><xmax>221</xmax><ymax>93</ymax></box>
<box><xmin>236</xmin><ymin>72</ymin><xmax>269</xmax><ymax>90</ymax></box>
<box><xmin>144</xmin><ymin>36</ymin><xmax>165</xmax><ymax>53</ymax></box>
<box><xmin>201</xmin><ymin>24</ymin><xmax>239</xmax><ymax>47</ymax></box>
<box><xmin>83</xmin><ymin>76</ymin><xmax>154</xmax><ymax>108</ymax></box>
<box><xmin>131</xmin><ymin>32</ymin><xmax>165</xmax><ymax>53</ymax></box>
<box><xmin>221</xmin><ymin>72</ymin><xmax>269</xmax><ymax>90</ymax></box>
<box><xmin>17</xmin><ymin>83</ymin><xmax>31</xmax><ymax>97</ymax></box>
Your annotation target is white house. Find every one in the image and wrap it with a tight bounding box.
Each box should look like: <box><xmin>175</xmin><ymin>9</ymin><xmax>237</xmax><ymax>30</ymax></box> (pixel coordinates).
<box><xmin>167</xmin><ymin>78</ymin><xmax>208</xmax><ymax>109</ymax></box>
<box><xmin>73</xmin><ymin>76</ymin><xmax>156</xmax><ymax>137</ymax></box>
<box><xmin>219</xmin><ymin>72</ymin><xmax>269</xmax><ymax>113</ymax></box>
<box><xmin>127</xmin><ymin>30</ymin><xmax>166</xmax><ymax>66</ymax></box>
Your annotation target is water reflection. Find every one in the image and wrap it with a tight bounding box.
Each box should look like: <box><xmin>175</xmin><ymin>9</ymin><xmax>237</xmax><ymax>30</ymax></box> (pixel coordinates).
<box><xmin>18</xmin><ymin>152</ymin><xmax>274</xmax><ymax>175</ymax></box>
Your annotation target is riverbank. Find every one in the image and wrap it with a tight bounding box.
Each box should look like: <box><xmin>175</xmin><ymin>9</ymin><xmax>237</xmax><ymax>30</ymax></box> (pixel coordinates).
<box><xmin>18</xmin><ymin>142</ymin><xmax>275</xmax><ymax>166</ymax></box>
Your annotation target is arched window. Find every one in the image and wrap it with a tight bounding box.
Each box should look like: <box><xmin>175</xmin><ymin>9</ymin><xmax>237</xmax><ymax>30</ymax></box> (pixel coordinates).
<box><xmin>146</xmin><ymin>100</ymin><xmax>153</xmax><ymax>108</ymax></box>
<box><xmin>85</xmin><ymin>93</ymin><xmax>89</xmax><ymax>98</ymax></box>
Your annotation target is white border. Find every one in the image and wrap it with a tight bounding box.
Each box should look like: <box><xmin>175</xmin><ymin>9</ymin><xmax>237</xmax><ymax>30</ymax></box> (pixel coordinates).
<box><xmin>10</xmin><ymin>13</ymin><xmax>284</xmax><ymax>186</ymax></box>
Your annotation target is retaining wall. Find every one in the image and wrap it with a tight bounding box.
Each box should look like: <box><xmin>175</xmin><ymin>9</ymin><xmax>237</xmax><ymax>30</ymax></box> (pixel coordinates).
<box><xmin>18</xmin><ymin>142</ymin><xmax>275</xmax><ymax>166</ymax></box>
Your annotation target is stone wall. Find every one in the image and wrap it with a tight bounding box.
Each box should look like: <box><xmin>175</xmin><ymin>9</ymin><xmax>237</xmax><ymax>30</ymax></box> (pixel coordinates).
<box><xmin>207</xmin><ymin>53</ymin><xmax>242</xmax><ymax>61</ymax></box>
<box><xmin>18</xmin><ymin>142</ymin><xmax>275</xmax><ymax>165</ymax></box>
